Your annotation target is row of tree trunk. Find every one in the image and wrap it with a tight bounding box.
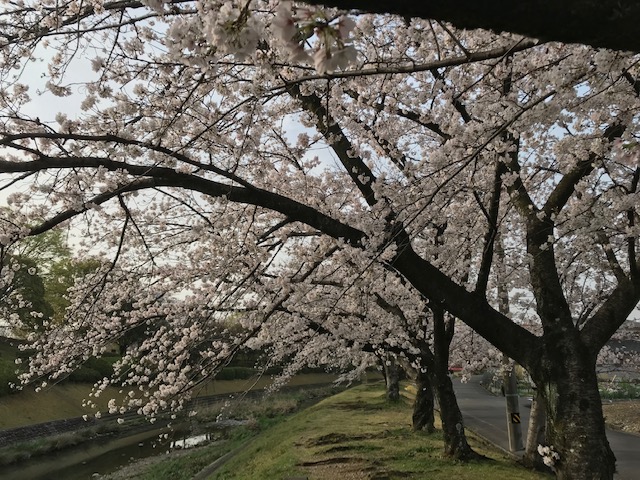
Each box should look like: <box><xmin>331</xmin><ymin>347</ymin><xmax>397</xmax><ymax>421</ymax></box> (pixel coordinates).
<box><xmin>385</xmin><ymin>352</ymin><xmax>558</xmax><ymax>471</ymax></box>
<box><xmin>380</xmin><ymin>307</ymin><xmax>482</xmax><ymax>461</ymax></box>
<box><xmin>380</xmin><ymin>306</ymin><xmax>552</xmax><ymax>467</ymax></box>
<box><xmin>383</xmin><ymin>351</ymin><xmax>480</xmax><ymax>460</ymax></box>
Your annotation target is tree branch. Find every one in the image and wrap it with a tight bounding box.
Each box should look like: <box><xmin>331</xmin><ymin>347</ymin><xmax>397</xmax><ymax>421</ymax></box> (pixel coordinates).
<box><xmin>0</xmin><ymin>157</ymin><xmax>365</xmax><ymax>245</ymax></box>
<box><xmin>474</xmin><ymin>160</ymin><xmax>506</xmax><ymax>295</ymax></box>
<box><xmin>581</xmin><ymin>277</ymin><xmax>640</xmax><ymax>354</ymax></box>
<box><xmin>542</xmin><ymin>123</ymin><xmax>626</xmax><ymax>216</ymax></box>
<box><xmin>282</xmin><ymin>39</ymin><xmax>539</xmax><ymax>84</ymax></box>
<box><xmin>300</xmin><ymin>0</ymin><xmax>640</xmax><ymax>52</ymax></box>
<box><xmin>285</xmin><ymin>83</ymin><xmax>378</xmax><ymax>206</ymax></box>
<box><xmin>596</xmin><ymin>231</ymin><xmax>628</xmax><ymax>283</ymax></box>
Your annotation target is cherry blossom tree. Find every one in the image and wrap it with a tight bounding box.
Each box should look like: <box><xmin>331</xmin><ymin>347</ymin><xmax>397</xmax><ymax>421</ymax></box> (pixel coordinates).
<box><xmin>254</xmin><ymin>253</ymin><xmax>481</xmax><ymax>458</ymax></box>
<box><xmin>0</xmin><ymin>2</ymin><xmax>639</xmax><ymax>479</ymax></box>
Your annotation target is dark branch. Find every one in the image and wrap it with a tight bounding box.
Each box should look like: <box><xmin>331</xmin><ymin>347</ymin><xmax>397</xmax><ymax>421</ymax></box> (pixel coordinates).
<box><xmin>301</xmin><ymin>0</ymin><xmax>640</xmax><ymax>53</ymax></box>
<box><xmin>0</xmin><ymin>157</ymin><xmax>365</xmax><ymax>245</ymax></box>
<box><xmin>285</xmin><ymin>83</ymin><xmax>378</xmax><ymax>206</ymax></box>
<box><xmin>543</xmin><ymin>123</ymin><xmax>626</xmax><ymax>216</ymax></box>
<box><xmin>474</xmin><ymin>160</ymin><xmax>506</xmax><ymax>295</ymax></box>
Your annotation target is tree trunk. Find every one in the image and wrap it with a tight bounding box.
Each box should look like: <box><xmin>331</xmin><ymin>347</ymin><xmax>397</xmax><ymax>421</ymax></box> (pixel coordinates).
<box><xmin>412</xmin><ymin>366</ymin><xmax>435</xmax><ymax>433</ymax></box>
<box><xmin>523</xmin><ymin>387</ymin><xmax>548</xmax><ymax>471</ymax></box>
<box><xmin>532</xmin><ymin>339</ymin><xmax>616</xmax><ymax>480</ymax></box>
<box><xmin>433</xmin><ymin>368</ymin><xmax>482</xmax><ymax>459</ymax></box>
<box><xmin>384</xmin><ymin>354</ymin><xmax>401</xmax><ymax>402</ymax></box>
<box><xmin>432</xmin><ymin>307</ymin><xmax>483</xmax><ymax>460</ymax></box>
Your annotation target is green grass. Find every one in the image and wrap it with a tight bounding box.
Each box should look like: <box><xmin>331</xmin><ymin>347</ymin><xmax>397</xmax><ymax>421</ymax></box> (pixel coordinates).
<box><xmin>600</xmin><ymin>380</ymin><xmax>640</xmax><ymax>399</ymax></box>
<box><xmin>205</xmin><ymin>383</ymin><xmax>547</xmax><ymax>480</ymax></box>
<box><xmin>103</xmin><ymin>386</ymin><xmax>340</xmax><ymax>480</ymax></box>
<box><xmin>0</xmin><ymin>383</ymin><xmax>128</xmax><ymax>428</ymax></box>
<box><xmin>129</xmin><ymin>429</ymin><xmax>254</xmax><ymax>480</ymax></box>
<box><xmin>20</xmin><ymin>382</ymin><xmax>546</xmax><ymax>480</ymax></box>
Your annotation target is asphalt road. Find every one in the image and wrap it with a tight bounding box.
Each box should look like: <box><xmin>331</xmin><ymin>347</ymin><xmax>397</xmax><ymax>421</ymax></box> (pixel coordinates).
<box><xmin>453</xmin><ymin>377</ymin><xmax>640</xmax><ymax>480</ymax></box>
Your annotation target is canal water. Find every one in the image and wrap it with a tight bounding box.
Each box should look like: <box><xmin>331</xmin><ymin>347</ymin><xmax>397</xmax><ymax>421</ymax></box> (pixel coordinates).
<box><xmin>1</xmin><ymin>426</ymin><xmax>224</xmax><ymax>480</ymax></box>
<box><xmin>0</xmin><ymin>374</ymin><xmax>350</xmax><ymax>479</ymax></box>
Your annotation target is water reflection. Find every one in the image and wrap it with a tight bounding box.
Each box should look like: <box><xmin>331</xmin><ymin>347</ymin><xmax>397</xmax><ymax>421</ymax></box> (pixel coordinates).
<box><xmin>170</xmin><ymin>432</ymin><xmax>212</xmax><ymax>449</ymax></box>
<box><xmin>0</xmin><ymin>427</ymin><xmax>220</xmax><ymax>480</ymax></box>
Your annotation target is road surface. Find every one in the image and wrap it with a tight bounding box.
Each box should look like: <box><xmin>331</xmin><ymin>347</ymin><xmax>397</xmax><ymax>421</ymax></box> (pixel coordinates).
<box><xmin>453</xmin><ymin>377</ymin><xmax>640</xmax><ymax>480</ymax></box>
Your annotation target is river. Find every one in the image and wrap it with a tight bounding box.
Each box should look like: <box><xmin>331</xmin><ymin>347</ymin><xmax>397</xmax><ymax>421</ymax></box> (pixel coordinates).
<box><xmin>0</xmin><ymin>373</ymin><xmax>345</xmax><ymax>479</ymax></box>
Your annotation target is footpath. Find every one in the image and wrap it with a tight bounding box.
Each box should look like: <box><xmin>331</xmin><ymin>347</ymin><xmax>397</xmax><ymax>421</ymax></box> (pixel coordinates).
<box><xmin>454</xmin><ymin>377</ymin><xmax>640</xmax><ymax>480</ymax></box>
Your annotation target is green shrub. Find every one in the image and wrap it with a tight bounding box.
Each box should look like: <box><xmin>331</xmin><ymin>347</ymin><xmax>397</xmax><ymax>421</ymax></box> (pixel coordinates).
<box><xmin>67</xmin><ymin>366</ymin><xmax>102</xmax><ymax>383</ymax></box>
<box><xmin>66</xmin><ymin>356</ymin><xmax>117</xmax><ymax>383</ymax></box>
<box><xmin>0</xmin><ymin>359</ymin><xmax>19</xmax><ymax>396</ymax></box>
<box><xmin>86</xmin><ymin>356</ymin><xmax>117</xmax><ymax>377</ymax></box>
<box><xmin>215</xmin><ymin>366</ymin><xmax>256</xmax><ymax>380</ymax></box>
<box><xmin>600</xmin><ymin>380</ymin><xmax>640</xmax><ymax>399</ymax></box>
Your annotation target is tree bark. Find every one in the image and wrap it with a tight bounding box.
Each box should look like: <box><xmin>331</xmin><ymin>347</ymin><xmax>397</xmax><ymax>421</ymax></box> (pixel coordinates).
<box><xmin>432</xmin><ymin>307</ymin><xmax>483</xmax><ymax>460</ymax></box>
<box><xmin>530</xmin><ymin>336</ymin><xmax>616</xmax><ymax>480</ymax></box>
<box><xmin>383</xmin><ymin>354</ymin><xmax>401</xmax><ymax>402</ymax></box>
<box><xmin>523</xmin><ymin>388</ymin><xmax>548</xmax><ymax>471</ymax></box>
<box><xmin>433</xmin><ymin>369</ymin><xmax>481</xmax><ymax>460</ymax></box>
<box><xmin>412</xmin><ymin>366</ymin><xmax>435</xmax><ymax>433</ymax></box>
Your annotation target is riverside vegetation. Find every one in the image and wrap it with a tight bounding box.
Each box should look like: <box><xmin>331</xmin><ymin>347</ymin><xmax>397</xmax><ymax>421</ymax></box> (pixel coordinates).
<box><xmin>105</xmin><ymin>383</ymin><xmax>548</xmax><ymax>480</ymax></box>
<box><xmin>0</xmin><ymin>381</ymin><xmax>339</xmax><ymax>469</ymax></box>
<box><xmin>1</xmin><ymin>332</ymin><xmax>637</xmax><ymax>477</ymax></box>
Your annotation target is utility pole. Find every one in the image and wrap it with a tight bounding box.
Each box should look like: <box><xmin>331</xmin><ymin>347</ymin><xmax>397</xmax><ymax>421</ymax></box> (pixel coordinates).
<box><xmin>496</xmin><ymin>231</ymin><xmax>523</xmax><ymax>451</ymax></box>
<box><xmin>502</xmin><ymin>356</ymin><xmax>523</xmax><ymax>451</ymax></box>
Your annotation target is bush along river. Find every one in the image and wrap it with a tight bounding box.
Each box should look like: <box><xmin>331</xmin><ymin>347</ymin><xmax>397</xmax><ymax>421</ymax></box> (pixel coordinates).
<box><xmin>1</xmin><ymin>419</ymin><xmax>245</xmax><ymax>480</ymax></box>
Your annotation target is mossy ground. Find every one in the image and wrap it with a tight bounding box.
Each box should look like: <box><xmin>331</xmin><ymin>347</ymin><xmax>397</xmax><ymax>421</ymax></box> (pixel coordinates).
<box><xmin>207</xmin><ymin>383</ymin><xmax>548</xmax><ymax>480</ymax></box>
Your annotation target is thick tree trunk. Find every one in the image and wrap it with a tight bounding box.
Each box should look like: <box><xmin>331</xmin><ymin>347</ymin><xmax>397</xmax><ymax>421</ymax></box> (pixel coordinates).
<box><xmin>412</xmin><ymin>367</ymin><xmax>435</xmax><ymax>433</ymax></box>
<box><xmin>383</xmin><ymin>355</ymin><xmax>401</xmax><ymax>402</ymax></box>
<box><xmin>301</xmin><ymin>0</ymin><xmax>640</xmax><ymax>53</ymax></box>
<box><xmin>532</xmin><ymin>339</ymin><xmax>616</xmax><ymax>480</ymax></box>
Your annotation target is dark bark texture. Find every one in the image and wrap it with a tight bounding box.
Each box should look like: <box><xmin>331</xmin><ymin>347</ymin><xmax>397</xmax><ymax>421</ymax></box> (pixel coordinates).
<box><xmin>523</xmin><ymin>388</ymin><xmax>549</xmax><ymax>472</ymax></box>
<box><xmin>433</xmin><ymin>370</ymin><xmax>480</xmax><ymax>460</ymax></box>
<box><xmin>432</xmin><ymin>308</ymin><xmax>483</xmax><ymax>461</ymax></box>
<box><xmin>302</xmin><ymin>0</ymin><xmax>640</xmax><ymax>52</ymax></box>
<box><xmin>383</xmin><ymin>355</ymin><xmax>401</xmax><ymax>402</ymax></box>
<box><xmin>530</xmin><ymin>332</ymin><xmax>616</xmax><ymax>480</ymax></box>
<box><xmin>412</xmin><ymin>367</ymin><xmax>435</xmax><ymax>433</ymax></box>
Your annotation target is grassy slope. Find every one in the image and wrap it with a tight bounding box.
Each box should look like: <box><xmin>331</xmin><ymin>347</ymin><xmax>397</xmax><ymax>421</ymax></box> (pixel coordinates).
<box><xmin>0</xmin><ymin>371</ymin><xmax>343</xmax><ymax>430</ymax></box>
<box><xmin>1</xmin><ymin>335</ymin><xmax>345</xmax><ymax>429</ymax></box>
<box><xmin>208</xmin><ymin>383</ymin><xmax>547</xmax><ymax>480</ymax></box>
<box><xmin>0</xmin><ymin>384</ymin><xmax>127</xmax><ymax>429</ymax></box>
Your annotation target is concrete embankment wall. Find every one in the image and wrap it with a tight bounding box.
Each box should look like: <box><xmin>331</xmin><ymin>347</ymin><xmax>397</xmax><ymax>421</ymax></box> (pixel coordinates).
<box><xmin>0</xmin><ymin>382</ymin><xmax>335</xmax><ymax>448</ymax></box>
<box><xmin>0</xmin><ymin>416</ymin><xmax>98</xmax><ymax>448</ymax></box>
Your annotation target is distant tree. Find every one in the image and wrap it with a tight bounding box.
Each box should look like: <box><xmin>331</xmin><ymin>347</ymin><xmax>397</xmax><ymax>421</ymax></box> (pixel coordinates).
<box><xmin>45</xmin><ymin>257</ymin><xmax>103</xmax><ymax>323</ymax></box>
<box><xmin>12</xmin><ymin>230</ymin><xmax>71</xmax><ymax>274</ymax></box>
<box><xmin>0</xmin><ymin>255</ymin><xmax>53</xmax><ymax>333</ymax></box>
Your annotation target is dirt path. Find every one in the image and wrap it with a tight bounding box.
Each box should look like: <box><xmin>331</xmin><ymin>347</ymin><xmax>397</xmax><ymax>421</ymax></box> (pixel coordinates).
<box><xmin>603</xmin><ymin>400</ymin><xmax>640</xmax><ymax>435</ymax></box>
